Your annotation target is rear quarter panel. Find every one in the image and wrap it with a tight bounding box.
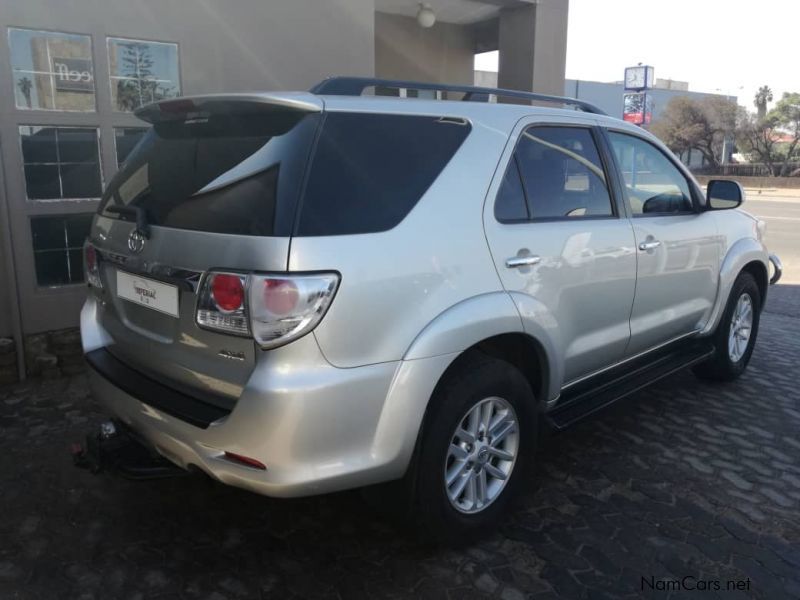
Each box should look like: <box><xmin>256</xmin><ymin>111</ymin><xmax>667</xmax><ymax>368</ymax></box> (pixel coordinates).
<box><xmin>289</xmin><ymin>117</ymin><xmax>510</xmax><ymax>367</ymax></box>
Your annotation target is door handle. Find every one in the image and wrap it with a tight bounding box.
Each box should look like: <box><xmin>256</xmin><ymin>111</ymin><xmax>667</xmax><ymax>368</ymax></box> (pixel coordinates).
<box><xmin>638</xmin><ymin>240</ymin><xmax>661</xmax><ymax>251</ymax></box>
<box><xmin>505</xmin><ymin>255</ymin><xmax>541</xmax><ymax>268</ymax></box>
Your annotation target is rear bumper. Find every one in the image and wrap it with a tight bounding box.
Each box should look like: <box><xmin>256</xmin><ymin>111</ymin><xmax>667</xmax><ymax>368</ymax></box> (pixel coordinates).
<box><xmin>81</xmin><ymin>297</ymin><xmax>450</xmax><ymax>498</ymax></box>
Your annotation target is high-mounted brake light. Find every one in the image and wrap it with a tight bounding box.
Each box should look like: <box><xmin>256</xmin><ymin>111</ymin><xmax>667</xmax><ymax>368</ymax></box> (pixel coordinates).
<box><xmin>196</xmin><ymin>270</ymin><xmax>339</xmax><ymax>348</ymax></box>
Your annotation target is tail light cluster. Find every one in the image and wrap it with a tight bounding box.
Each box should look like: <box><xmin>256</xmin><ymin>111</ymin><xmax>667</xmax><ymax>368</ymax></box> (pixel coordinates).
<box><xmin>196</xmin><ymin>271</ymin><xmax>339</xmax><ymax>349</ymax></box>
<box><xmin>84</xmin><ymin>241</ymin><xmax>103</xmax><ymax>289</ymax></box>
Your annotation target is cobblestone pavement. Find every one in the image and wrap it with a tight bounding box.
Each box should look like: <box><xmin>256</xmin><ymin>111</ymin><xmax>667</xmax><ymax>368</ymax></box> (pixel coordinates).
<box><xmin>1</xmin><ymin>287</ymin><xmax>799</xmax><ymax>600</ymax></box>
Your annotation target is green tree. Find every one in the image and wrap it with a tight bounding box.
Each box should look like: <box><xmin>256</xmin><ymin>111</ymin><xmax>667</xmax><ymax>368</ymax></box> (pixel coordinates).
<box><xmin>754</xmin><ymin>85</ymin><xmax>773</xmax><ymax>120</ymax></box>
<box><xmin>650</xmin><ymin>96</ymin><xmax>742</xmax><ymax>168</ymax></box>
<box><xmin>771</xmin><ymin>92</ymin><xmax>800</xmax><ymax>176</ymax></box>
<box><xmin>737</xmin><ymin>113</ymin><xmax>781</xmax><ymax>175</ymax></box>
<box><xmin>115</xmin><ymin>43</ymin><xmax>175</xmax><ymax>111</ymax></box>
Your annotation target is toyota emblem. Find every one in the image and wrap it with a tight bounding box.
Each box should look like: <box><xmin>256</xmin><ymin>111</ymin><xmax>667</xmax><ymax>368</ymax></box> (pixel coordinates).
<box><xmin>127</xmin><ymin>229</ymin><xmax>146</xmax><ymax>254</ymax></box>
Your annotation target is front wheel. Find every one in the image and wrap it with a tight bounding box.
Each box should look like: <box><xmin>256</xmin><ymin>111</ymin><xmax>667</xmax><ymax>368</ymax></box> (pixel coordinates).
<box><xmin>411</xmin><ymin>354</ymin><xmax>536</xmax><ymax>541</ymax></box>
<box><xmin>693</xmin><ymin>271</ymin><xmax>761</xmax><ymax>382</ymax></box>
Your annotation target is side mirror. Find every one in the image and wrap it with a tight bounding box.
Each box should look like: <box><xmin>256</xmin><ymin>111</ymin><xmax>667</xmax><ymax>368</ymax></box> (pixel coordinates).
<box><xmin>707</xmin><ymin>179</ymin><xmax>744</xmax><ymax>210</ymax></box>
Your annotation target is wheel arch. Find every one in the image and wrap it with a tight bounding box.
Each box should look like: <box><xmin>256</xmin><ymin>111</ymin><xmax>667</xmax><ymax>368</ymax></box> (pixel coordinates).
<box><xmin>701</xmin><ymin>237</ymin><xmax>769</xmax><ymax>335</ymax></box>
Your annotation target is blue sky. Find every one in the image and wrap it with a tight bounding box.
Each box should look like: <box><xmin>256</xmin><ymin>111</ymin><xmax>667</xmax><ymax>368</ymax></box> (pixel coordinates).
<box><xmin>475</xmin><ymin>0</ymin><xmax>796</xmax><ymax>111</ymax></box>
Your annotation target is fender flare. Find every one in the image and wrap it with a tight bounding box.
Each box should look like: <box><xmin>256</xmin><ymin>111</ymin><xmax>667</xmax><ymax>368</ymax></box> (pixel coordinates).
<box><xmin>701</xmin><ymin>237</ymin><xmax>769</xmax><ymax>335</ymax></box>
<box><xmin>368</xmin><ymin>292</ymin><xmax>560</xmax><ymax>478</ymax></box>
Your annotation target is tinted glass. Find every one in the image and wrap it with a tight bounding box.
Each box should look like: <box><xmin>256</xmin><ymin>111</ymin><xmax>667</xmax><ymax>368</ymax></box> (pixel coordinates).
<box><xmin>114</xmin><ymin>127</ymin><xmax>148</xmax><ymax>166</ymax></box>
<box><xmin>107</xmin><ymin>38</ymin><xmax>179</xmax><ymax>111</ymax></box>
<box><xmin>8</xmin><ymin>28</ymin><xmax>95</xmax><ymax>111</ymax></box>
<box><xmin>100</xmin><ymin>112</ymin><xmax>320</xmax><ymax>236</ymax></box>
<box><xmin>298</xmin><ymin>113</ymin><xmax>470</xmax><ymax>236</ymax></box>
<box><xmin>608</xmin><ymin>132</ymin><xmax>693</xmax><ymax>215</ymax></box>
<box><xmin>31</xmin><ymin>214</ymin><xmax>93</xmax><ymax>286</ymax></box>
<box><xmin>515</xmin><ymin>127</ymin><xmax>612</xmax><ymax>219</ymax></box>
<box><xmin>494</xmin><ymin>158</ymin><xmax>528</xmax><ymax>222</ymax></box>
<box><xmin>20</xmin><ymin>126</ymin><xmax>101</xmax><ymax>200</ymax></box>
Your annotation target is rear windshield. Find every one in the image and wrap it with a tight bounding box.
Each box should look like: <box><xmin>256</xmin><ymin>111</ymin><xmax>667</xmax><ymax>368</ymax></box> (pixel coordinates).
<box><xmin>297</xmin><ymin>112</ymin><xmax>471</xmax><ymax>236</ymax></box>
<box><xmin>99</xmin><ymin>111</ymin><xmax>320</xmax><ymax>236</ymax></box>
<box><xmin>99</xmin><ymin>109</ymin><xmax>470</xmax><ymax>237</ymax></box>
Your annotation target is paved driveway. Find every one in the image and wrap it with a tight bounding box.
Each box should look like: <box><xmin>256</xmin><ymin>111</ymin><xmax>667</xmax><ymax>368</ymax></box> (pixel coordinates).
<box><xmin>1</xmin><ymin>287</ymin><xmax>799</xmax><ymax>600</ymax></box>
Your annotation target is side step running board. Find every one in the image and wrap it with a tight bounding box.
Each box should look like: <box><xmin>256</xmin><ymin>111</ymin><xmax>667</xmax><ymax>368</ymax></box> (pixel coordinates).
<box><xmin>547</xmin><ymin>340</ymin><xmax>715</xmax><ymax>430</ymax></box>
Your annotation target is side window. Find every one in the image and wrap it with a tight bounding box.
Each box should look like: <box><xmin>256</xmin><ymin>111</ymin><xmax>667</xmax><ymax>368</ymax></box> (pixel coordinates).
<box><xmin>512</xmin><ymin>126</ymin><xmax>613</xmax><ymax>219</ymax></box>
<box><xmin>494</xmin><ymin>157</ymin><xmax>528</xmax><ymax>222</ymax></box>
<box><xmin>607</xmin><ymin>132</ymin><xmax>694</xmax><ymax>215</ymax></box>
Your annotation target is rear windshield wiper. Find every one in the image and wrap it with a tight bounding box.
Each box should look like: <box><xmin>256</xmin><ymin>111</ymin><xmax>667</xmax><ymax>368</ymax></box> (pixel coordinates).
<box><xmin>105</xmin><ymin>205</ymin><xmax>151</xmax><ymax>238</ymax></box>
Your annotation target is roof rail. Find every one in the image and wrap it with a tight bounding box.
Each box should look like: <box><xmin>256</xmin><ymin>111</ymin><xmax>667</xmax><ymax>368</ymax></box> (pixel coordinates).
<box><xmin>309</xmin><ymin>77</ymin><xmax>607</xmax><ymax>116</ymax></box>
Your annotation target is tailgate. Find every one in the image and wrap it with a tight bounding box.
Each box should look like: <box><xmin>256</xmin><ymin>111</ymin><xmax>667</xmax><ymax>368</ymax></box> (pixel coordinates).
<box><xmin>87</xmin><ymin>94</ymin><xmax>322</xmax><ymax>407</ymax></box>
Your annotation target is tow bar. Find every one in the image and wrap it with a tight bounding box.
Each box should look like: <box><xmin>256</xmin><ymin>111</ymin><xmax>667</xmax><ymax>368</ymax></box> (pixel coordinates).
<box><xmin>72</xmin><ymin>420</ymin><xmax>189</xmax><ymax>480</ymax></box>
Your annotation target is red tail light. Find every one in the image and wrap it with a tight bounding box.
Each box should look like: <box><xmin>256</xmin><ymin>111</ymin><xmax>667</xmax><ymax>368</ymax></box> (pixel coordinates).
<box><xmin>223</xmin><ymin>451</ymin><xmax>266</xmax><ymax>470</ymax></box>
<box><xmin>211</xmin><ymin>273</ymin><xmax>244</xmax><ymax>312</ymax></box>
<box><xmin>196</xmin><ymin>270</ymin><xmax>339</xmax><ymax>347</ymax></box>
<box><xmin>84</xmin><ymin>241</ymin><xmax>102</xmax><ymax>289</ymax></box>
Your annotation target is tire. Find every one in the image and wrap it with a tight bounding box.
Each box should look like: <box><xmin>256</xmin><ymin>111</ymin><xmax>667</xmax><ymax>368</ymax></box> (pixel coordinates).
<box><xmin>410</xmin><ymin>354</ymin><xmax>537</xmax><ymax>541</ymax></box>
<box><xmin>693</xmin><ymin>271</ymin><xmax>761</xmax><ymax>382</ymax></box>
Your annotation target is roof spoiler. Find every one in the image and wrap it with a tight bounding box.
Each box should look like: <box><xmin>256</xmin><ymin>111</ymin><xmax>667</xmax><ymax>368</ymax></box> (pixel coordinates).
<box><xmin>134</xmin><ymin>93</ymin><xmax>323</xmax><ymax>124</ymax></box>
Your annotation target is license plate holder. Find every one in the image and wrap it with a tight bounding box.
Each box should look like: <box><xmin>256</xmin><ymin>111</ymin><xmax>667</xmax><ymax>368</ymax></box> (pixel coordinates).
<box><xmin>116</xmin><ymin>270</ymin><xmax>179</xmax><ymax>318</ymax></box>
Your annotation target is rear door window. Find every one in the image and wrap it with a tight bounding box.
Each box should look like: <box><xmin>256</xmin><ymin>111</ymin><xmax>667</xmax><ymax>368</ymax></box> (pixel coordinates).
<box><xmin>297</xmin><ymin>113</ymin><xmax>471</xmax><ymax>236</ymax></box>
<box><xmin>99</xmin><ymin>111</ymin><xmax>320</xmax><ymax>236</ymax></box>
<box><xmin>509</xmin><ymin>126</ymin><xmax>613</xmax><ymax>220</ymax></box>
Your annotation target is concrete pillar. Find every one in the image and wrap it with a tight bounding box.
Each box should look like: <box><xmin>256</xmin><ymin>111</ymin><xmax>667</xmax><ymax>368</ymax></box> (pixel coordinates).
<box><xmin>497</xmin><ymin>0</ymin><xmax>569</xmax><ymax>96</ymax></box>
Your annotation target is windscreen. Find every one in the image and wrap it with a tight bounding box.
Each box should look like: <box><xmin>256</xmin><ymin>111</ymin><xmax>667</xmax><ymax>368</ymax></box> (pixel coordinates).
<box><xmin>99</xmin><ymin>110</ymin><xmax>320</xmax><ymax>236</ymax></box>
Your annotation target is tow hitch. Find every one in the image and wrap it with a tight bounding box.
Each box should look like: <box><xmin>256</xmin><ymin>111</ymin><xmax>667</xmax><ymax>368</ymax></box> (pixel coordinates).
<box><xmin>72</xmin><ymin>420</ymin><xmax>188</xmax><ymax>480</ymax></box>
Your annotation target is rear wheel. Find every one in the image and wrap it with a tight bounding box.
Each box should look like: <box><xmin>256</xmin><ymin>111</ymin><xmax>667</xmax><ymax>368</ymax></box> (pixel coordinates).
<box><xmin>411</xmin><ymin>354</ymin><xmax>536</xmax><ymax>540</ymax></box>
<box><xmin>693</xmin><ymin>272</ymin><xmax>761</xmax><ymax>382</ymax></box>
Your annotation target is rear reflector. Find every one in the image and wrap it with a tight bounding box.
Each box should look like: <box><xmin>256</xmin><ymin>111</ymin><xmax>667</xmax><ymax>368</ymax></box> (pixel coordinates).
<box><xmin>223</xmin><ymin>451</ymin><xmax>266</xmax><ymax>470</ymax></box>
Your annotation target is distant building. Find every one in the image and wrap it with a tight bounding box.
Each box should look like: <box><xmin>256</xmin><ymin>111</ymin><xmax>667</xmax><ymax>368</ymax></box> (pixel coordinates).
<box><xmin>474</xmin><ymin>71</ymin><xmax>736</xmax><ymax>168</ymax></box>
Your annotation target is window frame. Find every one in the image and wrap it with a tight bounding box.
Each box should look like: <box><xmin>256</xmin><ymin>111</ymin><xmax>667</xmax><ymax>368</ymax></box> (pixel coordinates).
<box><xmin>494</xmin><ymin>123</ymin><xmax>623</xmax><ymax>225</ymax></box>
<box><xmin>601</xmin><ymin>128</ymin><xmax>703</xmax><ymax>218</ymax></box>
<box><xmin>106</xmin><ymin>35</ymin><xmax>182</xmax><ymax>113</ymax></box>
<box><xmin>7</xmin><ymin>26</ymin><xmax>97</xmax><ymax>113</ymax></box>
<box><xmin>18</xmin><ymin>124</ymin><xmax>104</xmax><ymax>202</ymax></box>
<box><xmin>29</xmin><ymin>212</ymin><xmax>94</xmax><ymax>288</ymax></box>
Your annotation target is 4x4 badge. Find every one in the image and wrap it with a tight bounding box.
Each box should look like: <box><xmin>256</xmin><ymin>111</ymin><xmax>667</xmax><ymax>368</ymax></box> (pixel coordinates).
<box><xmin>128</xmin><ymin>229</ymin><xmax>146</xmax><ymax>254</ymax></box>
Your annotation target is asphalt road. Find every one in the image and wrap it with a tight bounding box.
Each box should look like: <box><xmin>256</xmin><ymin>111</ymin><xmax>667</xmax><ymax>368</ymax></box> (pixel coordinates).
<box><xmin>741</xmin><ymin>189</ymin><xmax>800</xmax><ymax>284</ymax></box>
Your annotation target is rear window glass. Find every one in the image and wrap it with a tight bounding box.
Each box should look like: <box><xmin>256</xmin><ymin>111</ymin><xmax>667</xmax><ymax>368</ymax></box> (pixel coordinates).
<box><xmin>297</xmin><ymin>112</ymin><xmax>471</xmax><ymax>236</ymax></box>
<box><xmin>99</xmin><ymin>111</ymin><xmax>320</xmax><ymax>236</ymax></box>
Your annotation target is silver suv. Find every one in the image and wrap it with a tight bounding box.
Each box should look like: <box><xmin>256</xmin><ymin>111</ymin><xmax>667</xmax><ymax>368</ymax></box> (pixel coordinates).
<box><xmin>81</xmin><ymin>77</ymin><xmax>781</xmax><ymax>537</ymax></box>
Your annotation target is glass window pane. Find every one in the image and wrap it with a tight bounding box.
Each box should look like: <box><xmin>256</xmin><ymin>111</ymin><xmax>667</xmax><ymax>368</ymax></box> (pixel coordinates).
<box><xmin>19</xmin><ymin>126</ymin><xmax>101</xmax><ymax>200</ymax></box>
<box><xmin>114</xmin><ymin>127</ymin><xmax>148</xmax><ymax>166</ymax></box>
<box><xmin>20</xmin><ymin>127</ymin><xmax>57</xmax><ymax>163</ymax></box>
<box><xmin>608</xmin><ymin>132</ymin><xmax>693</xmax><ymax>215</ymax></box>
<box><xmin>24</xmin><ymin>165</ymin><xmax>61</xmax><ymax>199</ymax></box>
<box><xmin>8</xmin><ymin>28</ymin><xmax>95</xmax><ymax>111</ymax></box>
<box><xmin>57</xmin><ymin>128</ymin><xmax>99</xmax><ymax>163</ymax></box>
<box><xmin>299</xmin><ymin>113</ymin><xmax>471</xmax><ymax>236</ymax></box>
<box><xmin>31</xmin><ymin>217</ymin><xmax>67</xmax><ymax>250</ymax></box>
<box><xmin>515</xmin><ymin>127</ymin><xmax>613</xmax><ymax>219</ymax></box>
<box><xmin>31</xmin><ymin>214</ymin><xmax>93</xmax><ymax>286</ymax></box>
<box><xmin>34</xmin><ymin>250</ymin><xmax>71</xmax><ymax>286</ymax></box>
<box><xmin>107</xmin><ymin>38</ymin><xmax>180</xmax><ymax>112</ymax></box>
<box><xmin>66</xmin><ymin>214</ymin><xmax>93</xmax><ymax>246</ymax></box>
<box><xmin>494</xmin><ymin>159</ymin><xmax>528</xmax><ymax>222</ymax></box>
<box><xmin>60</xmin><ymin>162</ymin><xmax>102</xmax><ymax>198</ymax></box>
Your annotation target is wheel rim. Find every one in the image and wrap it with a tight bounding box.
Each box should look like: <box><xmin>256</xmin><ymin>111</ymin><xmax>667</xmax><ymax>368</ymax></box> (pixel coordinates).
<box><xmin>444</xmin><ymin>396</ymin><xmax>519</xmax><ymax>514</ymax></box>
<box><xmin>728</xmin><ymin>293</ymin><xmax>753</xmax><ymax>362</ymax></box>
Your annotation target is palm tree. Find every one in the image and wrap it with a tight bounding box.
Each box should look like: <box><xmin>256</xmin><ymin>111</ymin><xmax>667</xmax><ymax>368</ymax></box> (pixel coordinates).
<box><xmin>754</xmin><ymin>85</ymin><xmax>773</xmax><ymax>120</ymax></box>
<box><xmin>17</xmin><ymin>76</ymin><xmax>33</xmax><ymax>108</ymax></box>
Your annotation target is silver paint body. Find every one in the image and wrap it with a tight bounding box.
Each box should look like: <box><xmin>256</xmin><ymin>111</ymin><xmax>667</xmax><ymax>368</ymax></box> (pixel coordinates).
<box><xmin>81</xmin><ymin>93</ymin><xmax>771</xmax><ymax>497</ymax></box>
